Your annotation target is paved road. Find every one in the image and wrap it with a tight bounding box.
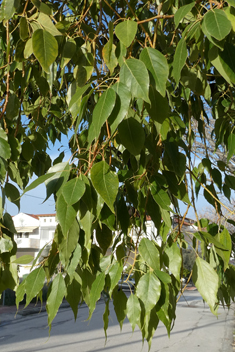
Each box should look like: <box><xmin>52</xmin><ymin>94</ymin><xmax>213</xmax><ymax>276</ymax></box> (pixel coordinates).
<box><xmin>0</xmin><ymin>291</ymin><xmax>234</xmax><ymax>352</ymax></box>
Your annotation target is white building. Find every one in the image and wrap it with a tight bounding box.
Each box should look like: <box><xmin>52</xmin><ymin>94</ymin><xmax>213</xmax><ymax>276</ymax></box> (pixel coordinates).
<box><xmin>13</xmin><ymin>213</ymin><xmax>57</xmax><ymax>277</ymax></box>
<box><xmin>12</xmin><ymin>212</ymin><xmax>197</xmax><ymax>277</ymax></box>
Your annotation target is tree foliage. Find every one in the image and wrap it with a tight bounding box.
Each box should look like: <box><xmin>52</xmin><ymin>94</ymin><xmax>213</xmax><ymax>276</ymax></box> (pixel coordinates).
<box><xmin>1</xmin><ymin>0</ymin><xmax>235</xmax><ymax>347</ymax></box>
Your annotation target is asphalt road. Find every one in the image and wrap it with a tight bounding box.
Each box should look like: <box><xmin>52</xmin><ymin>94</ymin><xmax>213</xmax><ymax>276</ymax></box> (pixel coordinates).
<box><xmin>0</xmin><ymin>291</ymin><xmax>234</xmax><ymax>352</ymax></box>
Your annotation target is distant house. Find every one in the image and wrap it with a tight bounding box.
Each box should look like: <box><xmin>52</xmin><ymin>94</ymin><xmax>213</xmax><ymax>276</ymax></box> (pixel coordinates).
<box><xmin>13</xmin><ymin>213</ymin><xmax>57</xmax><ymax>277</ymax></box>
<box><xmin>12</xmin><ymin>212</ymin><xmax>198</xmax><ymax>277</ymax></box>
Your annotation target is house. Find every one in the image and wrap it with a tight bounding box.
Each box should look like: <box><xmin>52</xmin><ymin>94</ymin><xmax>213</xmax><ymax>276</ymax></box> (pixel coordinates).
<box><xmin>12</xmin><ymin>212</ymin><xmax>198</xmax><ymax>277</ymax></box>
<box><xmin>13</xmin><ymin>213</ymin><xmax>57</xmax><ymax>277</ymax></box>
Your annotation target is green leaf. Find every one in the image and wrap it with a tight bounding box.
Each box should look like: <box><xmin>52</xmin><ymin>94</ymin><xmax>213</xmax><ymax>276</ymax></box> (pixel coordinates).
<box><xmin>127</xmin><ymin>294</ymin><xmax>141</xmax><ymax>331</ymax></box>
<box><xmin>59</xmin><ymin>219</ymin><xmax>80</xmax><ymax>266</ymax></box>
<box><xmin>12</xmin><ymin>255</ymin><xmax>34</xmax><ymax>264</ymax></box>
<box><xmin>109</xmin><ymin>82</ymin><xmax>131</xmax><ymax>134</ymax></box>
<box><xmin>115</xmin><ymin>20</ymin><xmax>138</xmax><ymax>47</ymax></box>
<box><xmin>44</xmin><ymin>162</ymin><xmax>70</xmax><ymax>201</ymax></box>
<box><xmin>118</xmin><ymin>117</ymin><xmax>145</xmax><ymax>156</ymax></box>
<box><xmin>151</xmin><ymin>181</ymin><xmax>172</xmax><ymax>211</ymax></box>
<box><xmin>89</xmin><ymin>272</ymin><xmax>106</xmax><ymax>318</ymax></box>
<box><xmin>37</xmin><ymin>13</ymin><xmax>62</xmax><ymax>36</ymax></box>
<box><xmin>96</xmin><ymin>224</ymin><xmax>113</xmax><ymax>255</ymax></box>
<box><xmin>23</xmin><ymin>173</ymin><xmax>56</xmax><ymax>195</ymax></box>
<box><xmin>62</xmin><ymin>39</ymin><xmax>77</xmax><ymax>68</ymax></box>
<box><xmin>103</xmin><ymin>43</ymin><xmax>118</xmax><ymax>74</ymax></box>
<box><xmin>174</xmin><ymin>2</ymin><xmax>195</xmax><ymax>28</ymax></box>
<box><xmin>113</xmin><ymin>286</ymin><xmax>127</xmax><ymax>330</ymax></box>
<box><xmin>0</xmin><ymin>236</ymin><xmax>13</xmax><ymax>254</ymax></box>
<box><xmin>227</xmin><ymin>133</ymin><xmax>235</xmax><ymax>162</ymax></box>
<box><xmin>47</xmin><ymin>273</ymin><xmax>67</xmax><ymax>328</ymax></box>
<box><xmin>202</xmin><ymin>9</ymin><xmax>231</xmax><ymax>41</ymax></box>
<box><xmin>172</xmin><ymin>37</ymin><xmax>187</xmax><ymax>87</ymax></box>
<box><xmin>16</xmin><ymin>281</ymin><xmax>25</xmax><ymax>309</ymax></box>
<box><xmin>6</xmin><ymin>93</ymin><xmax>20</xmax><ymax>120</ymax></box>
<box><xmin>66</xmin><ymin>276</ymin><xmax>81</xmax><ymax>320</ymax></box>
<box><xmin>120</xmin><ymin>58</ymin><xmax>150</xmax><ymax>102</ymax></box>
<box><xmin>219</xmin><ymin>43</ymin><xmax>235</xmax><ymax>85</ymax></box>
<box><xmin>103</xmin><ymin>299</ymin><xmax>110</xmax><ymax>342</ymax></box>
<box><xmin>140</xmin><ymin>47</ymin><xmax>169</xmax><ymax>97</ymax></box>
<box><xmin>56</xmin><ymin>195</ymin><xmax>77</xmax><ymax>236</ymax></box>
<box><xmin>5</xmin><ymin>183</ymin><xmax>20</xmax><ymax>209</ymax></box>
<box><xmin>0</xmin><ymin>0</ymin><xmax>19</xmax><ymax>20</ymax></box>
<box><xmin>67</xmin><ymin>243</ymin><xmax>82</xmax><ymax>279</ymax></box>
<box><xmin>164</xmin><ymin>243</ymin><xmax>181</xmax><ymax>281</ymax></box>
<box><xmin>32</xmin><ymin>0</ymin><xmax>52</xmax><ymax>15</ymax></box>
<box><xmin>138</xmin><ymin>238</ymin><xmax>160</xmax><ymax>271</ymax></box>
<box><xmin>146</xmin><ymin>86</ymin><xmax>170</xmax><ymax>124</ymax></box>
<box><xmin>32</xmin><ymin>29</ymin><xmax>58</xmax><ymax>73</ymax></box>
<box><xmin>136</xmin><ymin>272</ymin><xmax>161</xmax><ymax>315</ymax></box>
<box><xmin>0</xmin><ymin>137</ymin><xmax>11</xmax><ymax>160</ymax></box>
<box><xmin>108</xmin><ymin>262</ymin><xmax>123</xmax><ymax>294</ymax></box>
<box><xmin>154</xmin><ymin>270</ymin><xmax>171</xmax><ymax>284</ymax></box>
<box><xmin>215</xmin><ymin>229</ymin><xmax>232</xmax><ymax>270</ymax></box>
<box><xmin>20</xmin><ymin>17</ymin><xmax>29</xmax><ymax>41</ymax></box>
<box><xmin>90</xmin><ymin>161</ymin><xmax>119</xmax><ymax>213</ymax></box>
<box><xmin>60</xmin><ymin>178</ymin><xmax>85</xmax><ymax>206</ymax></box>
<box><xmin>25</xmin><ymin>267</ymin><xmax>46</xmax><ymax>307</ymax></box>
<box><xmin>192</xmin><ymin>257</ymin><xmax>219</xmax><ymax>314</ymax></box>
<box><xmin>88</xmin><ymin>89</ymin><xmax>116</xmax><ymax>144</ymax></box>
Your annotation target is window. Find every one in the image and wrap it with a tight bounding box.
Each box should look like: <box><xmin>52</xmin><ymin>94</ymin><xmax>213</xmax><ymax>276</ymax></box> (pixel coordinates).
<box><xmin>44</xmin><ymin>218</ymin><xmax>46</xmax><ymax>222</ymax></box>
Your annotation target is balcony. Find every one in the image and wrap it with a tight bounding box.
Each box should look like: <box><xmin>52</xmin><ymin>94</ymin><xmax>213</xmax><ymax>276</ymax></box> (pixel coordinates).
<box><xmin>16</xmin><ymin>238</ymin><xmax>40</xmax><ymax>250</ymax></box>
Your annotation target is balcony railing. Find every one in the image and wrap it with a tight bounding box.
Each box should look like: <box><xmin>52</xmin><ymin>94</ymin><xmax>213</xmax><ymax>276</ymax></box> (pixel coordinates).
<box><xmin>16</xmin><ymin>238</ymin><xmax>40</xmax><ymax>249</ymax></box>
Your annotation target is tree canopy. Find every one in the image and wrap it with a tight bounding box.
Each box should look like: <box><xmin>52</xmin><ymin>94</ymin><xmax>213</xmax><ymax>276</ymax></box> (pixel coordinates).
<box><xmin>1</xmin><ymin>0</ymin><xmax>235</xmax><ymax>348</ymax></box>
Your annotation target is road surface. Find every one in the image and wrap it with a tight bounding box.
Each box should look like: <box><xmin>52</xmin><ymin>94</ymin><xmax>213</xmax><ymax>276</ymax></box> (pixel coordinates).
<box><xmin>0</xmin><ymin>290</ymin><xmax>234</xmax><ymax>352</ymax></box>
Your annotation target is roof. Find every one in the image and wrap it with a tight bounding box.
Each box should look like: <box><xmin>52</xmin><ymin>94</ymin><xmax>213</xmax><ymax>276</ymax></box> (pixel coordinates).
<box><xmin>26</xmin><ymin>213</ymin><xmax>56</xmax><ymax>219</ymax></box>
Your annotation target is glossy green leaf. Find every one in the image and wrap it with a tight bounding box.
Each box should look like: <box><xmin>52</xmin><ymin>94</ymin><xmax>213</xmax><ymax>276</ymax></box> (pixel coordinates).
<box><xmin>174</xmin><ymin>2</ymin><xmax>195</xmax><ymax>28</ymax></box>
<box><xmin>113</xmin><ymin>286</ymin><xmax>127</xmax><ymax>330</ymax></box>
<box><xmin>164</xmin><ymin>243</ymin><xmax>181</xmax><ymax>281</ymax></box>
<box><xmin>47</xmin><ymin>273</ymin><xmax>67</xmax><ymax>328</ymax></box>
<box><xmin>89</xmin><ymin>272</ymin><xmax>106</xmax><ymax>318</ymax></box>
<box><xmin>151</xmin><ymin>181</ymin><xmax>171</xmax><ymax>211</ymax></box>
<box><xmin>172</xmin><ymin>38</ymin><xmax>187</xmax><ymax>87</ymax></box>
<box><xmin>127</xmin><ymin>294</ymin><xmax>141</xmax><ymax>331</ymax></box>
<box><xmin>136</xmin><ymin>272</ymin><xmax>161</xmax><ymax>314</ymax></box>
<box><xmin>66</xmin><ymin>276</ymin><xmax>81</xmax><ymax>320</ymax></box>
<box><xmin>59</xmin><ymin>219</ymin><xmax>79</xmax><ymax>266</ymax></box>
<box><xmin>60</xmin><ymin>178</ymin><xmax>85</xmax><ymax>206</ymax></box>
<box><xmin>67</xmin><ymin>243</ymin><xmax>82</xmax><ymax>279</ymax></box>
<box><xmin>0</xmin><ymin>136</ymin><xmax>11</xmax><ymax>160</ymax></box>
<box><xmin>56</xmin><ymin>195</ymin><xmax>77</xmax><ymax>236</ymax></box>
<box><xmin>103</xmin><ymin>43</ymin><xmax>118</xmax><ymax>74</ymax></box>
<box><xmin>103</xmin><ymin>299</ymin><xmax>110</xmax><ymax>342</ymax></box>
<box><xmin>227</xmin><ymin>133</ymin><xmax>235</xmax><ymax>162</ymax></box>
<box><xmin>19</xmin><ymin>17</ymin><xmax>29</xmax><ymax>41</ymax></box>
<box><xmin>140</xmin><ymin>48</ymin><xmax>169</xmax><ymax>97</ymax></box>
<box><xmin>96</xmin><ymin>224</ymin><xmax>113</xmax><ymax>255</ymax></box>
<box><xmin>108</xmin><ymin>262</ymin><xmax>123</xmax><ymax>294</ymax></box>
<box><xmin>37</xmin><ymin>13</ymin><xmax>62</xmax><ymax>36</ymax></box>
<box><xmin>154</xmin><ymin>270</ymin><xmax>171</xmax><ymax>284</ymax></box>
<box><xmin>192</xmin><ymin>257</ymin><xmax>219</xmax><ymax>314</ymax></box>
<box><xmin>146</xmin><ymin>86</ymin><xmax>170</xmax><ymax>123</ymax></box>
<box><xmin>90</xmin><ymin>161</ymin><xmax>119</xmax><ymax>213</ymax></box>
<box><xmin>118</xmin><ymin>117</ymin><xmax>145</xmax><ymax>156</ymax></box>
<box><xmin>0</xmin><ymin>236</ymin><xmax>13</xmax><ymax>254</ymax></box>
<box><xmin>219</xmin><ymin>43</ymin><xmax>235</xmax><ymax>85</ymax></box>
<box><xmin>5</xmin><ymin>183</ymin><xmax>20</xmax><ymax>209</ymax></box>
<box><xmin>120</xmin><ymin>58</ymin><xmax>150</xmax><ymax>102</ymax></box>
<box><xmin>0</xmin><ymin>0</ymin><xmax>19</xmax><ymax>20</ymax></box>
<box><xmin>32</xmin><ymin>29</ymin><xmax>58</xmax><ymax>73</ymax></box>
<box><xmin>16</xmin><ymin>281</ymin><xmax>25</xmax><ymax>309</ymax></box>
<box><xmin>139</xmin><ymin>238</ymin><xmax>160</xmax><ymax>271</ymax></box>
<box><xmin>32</xmin><ymin>0</ymin><xmax>51</xmax><ymax>15</ymax></box>
<box><xmin>12</xmin><ymin>255</ymin><xmax>34</xmax><ymax>264</ymax></box>
<box><xmin>25</xmin><ymin>267</ymin><xmax>46</xmax><ymax>307</ymax></box>
<box><xmin>109</xmin><ymin>82</ymin><xmax>131</xmax><ymax>134</ymax></box>
<box><xmin>88</xmin><ymin>89</ymin><xmax>116</xmax><ymax>144</ymax></box>
<box><xmin>202</xmin><ymin>9</ymin><xmax>231</xmax><ymax>41</ymax></box>
<box><xmin>115</xmin><ymin>20</ymin><xmax>138</xmax><ymax>47</ymax></box>
<box><xmin>215</xmin><ymin>229</ymin><xmax>232</xmax><ymax>270</ymax></box>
